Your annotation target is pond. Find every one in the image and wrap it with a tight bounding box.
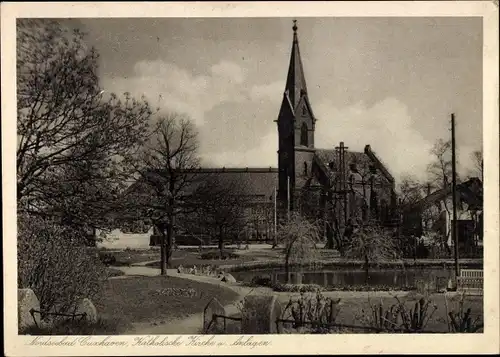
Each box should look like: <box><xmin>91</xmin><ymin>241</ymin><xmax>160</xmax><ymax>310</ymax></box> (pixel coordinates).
<box><xmin>231</xmin><ymin>267</ymin><xmax>466</xmax><ymax>290</ymax></box>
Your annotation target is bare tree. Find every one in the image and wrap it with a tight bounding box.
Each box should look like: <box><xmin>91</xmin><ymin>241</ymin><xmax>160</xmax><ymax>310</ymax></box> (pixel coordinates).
<box><xmin>277</xmin><ymin>213</ymin><xmax>322</xmax><ymax>279</ymax></box>
<box><xmin>469</xmin><ymin>150</ymin><xmax>483</xmax><ymax>181</ymax></box>
<box><xmin>426</xmin><ymin>138</ymin><xmax>464</xmax><ymax>255</ymax></box>
<box><xmin>344</xmin><ymin>220</ymin><xmax>399</xmax><ymax>281</ymax></box>
<box><xmin>398</xmin><ymin>174</ymin><xmax>426</xmax><ymax>207</ymax></box>
<box><xmin>193</xmin><ymin>176</ymin><xmax>249</xmax><ymax>258</ymax></box>
<box><xmin>125</xmin><ymin>113</ymin><xmax>201</xmax><ymax>275</ymax></box>
<box><xmin>427</xmin><ymin>139</ymin><xmax>458</xmax><ymax>190</ymax></box>
<box><xmin>17</xmin><ymin>19</ymin><xmax>152</xmax><ymax>235</ymax></box>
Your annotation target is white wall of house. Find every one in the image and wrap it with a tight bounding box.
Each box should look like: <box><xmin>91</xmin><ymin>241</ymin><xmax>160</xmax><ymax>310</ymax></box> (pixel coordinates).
<box><xmin>95</xmin><ymin>227</ymin><xmax>154</xmax><ymax>250</ymax></box>
<box><xmin>441</xmin><ymin>199</ymin><xmax>475</xmax><ymax>246</ymax></box>
<box><xmin>422</xmin><ymin>197</ymin><xmax>480</xmax><ymax>247</ymax></box>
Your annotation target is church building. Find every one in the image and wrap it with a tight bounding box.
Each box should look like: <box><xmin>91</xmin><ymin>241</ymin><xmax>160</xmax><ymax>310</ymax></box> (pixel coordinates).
<box><xmin>274</xmin><ymin>20</ymin><xmax>397</xmax><ymax>228</ymax></box>
<box><xmin>125</xmin><ymin>20</ymin><xmax>397</xmax><ymax>245</ymax></box>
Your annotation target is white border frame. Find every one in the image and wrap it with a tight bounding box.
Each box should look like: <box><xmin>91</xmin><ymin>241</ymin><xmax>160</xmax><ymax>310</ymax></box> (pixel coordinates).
<box><xmin>2</xmin><ymin>2</ymin><xmax>499</xmax><ymax>355</ymax></box>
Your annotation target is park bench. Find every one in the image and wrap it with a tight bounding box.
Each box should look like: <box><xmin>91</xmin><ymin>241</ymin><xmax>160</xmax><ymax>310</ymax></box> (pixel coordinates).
<box><xmin>457</xmin><ymin>269</ymin><xmax>483</xmax><ymax>296</ymax></box>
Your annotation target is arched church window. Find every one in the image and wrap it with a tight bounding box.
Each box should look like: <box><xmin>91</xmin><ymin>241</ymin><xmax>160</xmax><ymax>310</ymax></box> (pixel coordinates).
<box><xmin>302</xmin><ymin>106</ymin><xmax>307</xmax><ymax>116</ymax></box>
<box><xmin>300</xmin><ymin>122</ymin><xmax>308</xmax><ymax>146</ymax></box>
<box><xmin>303</xmin><ymin>162</ymin><xmax>308</xmax><ymax>176</ymax></box>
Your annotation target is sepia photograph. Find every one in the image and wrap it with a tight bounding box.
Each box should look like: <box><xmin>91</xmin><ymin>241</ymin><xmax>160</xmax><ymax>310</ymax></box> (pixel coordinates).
<box><xmin>2</xmin><ymin>1</ymin><xmax>499</xmax><ymax>355</ymax></box>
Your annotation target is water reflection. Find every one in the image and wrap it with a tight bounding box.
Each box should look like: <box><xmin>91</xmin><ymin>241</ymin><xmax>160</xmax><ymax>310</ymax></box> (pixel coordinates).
<box><xmin>233</xmin><ymin>267</ymin><xmax>458</xmax><ymax>289</ymax></box>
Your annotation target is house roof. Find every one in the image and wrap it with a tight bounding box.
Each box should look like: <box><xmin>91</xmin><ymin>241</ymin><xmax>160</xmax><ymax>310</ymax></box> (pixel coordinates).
<box><xmin>405</xmin><ymin>177</ymin><xmax>483</xmax><ymax>212</ymax></box>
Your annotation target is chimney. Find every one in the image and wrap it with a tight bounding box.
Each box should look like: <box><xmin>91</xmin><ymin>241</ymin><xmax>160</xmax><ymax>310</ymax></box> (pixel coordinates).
<box><xmin>427</xmin><ymin>183</ymin><xmax>432</xmax><ymax>196</ymax></box>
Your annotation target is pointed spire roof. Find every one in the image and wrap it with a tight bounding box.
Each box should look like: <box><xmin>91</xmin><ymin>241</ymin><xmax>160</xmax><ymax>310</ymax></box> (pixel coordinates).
<box><xmin>285</xmin><ymin>20</ymin><xmax>309</xmax><ymax>110</ymax></box>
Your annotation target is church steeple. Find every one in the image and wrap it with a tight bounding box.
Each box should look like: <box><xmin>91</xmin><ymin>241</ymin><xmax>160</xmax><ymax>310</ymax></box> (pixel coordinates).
<box><xmin>276</xmin><ymin>20</ymin><xmax>317</xmax><ymax>211</ymax></box>
<box><xmin>285</xmin><ymin>19</ymin><xmax>309</xmax><ymax>110</ymax></box>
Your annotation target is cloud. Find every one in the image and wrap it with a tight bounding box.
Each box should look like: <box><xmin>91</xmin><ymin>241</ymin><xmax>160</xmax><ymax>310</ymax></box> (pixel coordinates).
<box><xmin>210</xmin><ymin>60</ymin><xmax>246</xmax><ymax>84</ymax></box>
<box><xmin>314</xmin><ymin>97</ymin><xmax>477</xmax><ymax>183</ymax></box>
<box><xmin>201</xmin><ymin>130</ymin><xmax>278</xmax><ymax>168</ymax></box>
<box><xmin>249</xmin><ymin>80</ymin><xmax>284</xmax><ymax>103</ymax></box>
<box><xmin>103</xmin><ymin>62</ymin><xmax>477</xmax><ymax>184</ymax></box>
<box><xmin>102</xmin><ymin>59</ymin><xmax>247</xmax><ymax>126</ymax></box>
<box><xmin>314</xmin><ymin>98</ymin><xmax>433</xmax><ymax>182</ymax></box>
<box><xmin>200</xmin><ymin>96</ymin><xmax>446</xmax><ymax>183</ymax></box>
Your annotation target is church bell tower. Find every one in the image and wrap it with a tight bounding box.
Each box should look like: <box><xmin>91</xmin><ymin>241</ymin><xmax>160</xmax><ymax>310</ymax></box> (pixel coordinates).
<box><xmin>276</xmin><ymin>20</ymin><xmax>317</xmax><ymax>211</ymax></box>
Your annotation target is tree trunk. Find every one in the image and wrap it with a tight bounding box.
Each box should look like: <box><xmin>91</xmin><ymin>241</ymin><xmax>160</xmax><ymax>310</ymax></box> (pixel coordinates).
<box><xmin>364</xmin><ymin>254</ymin><xmax>369</xmax><ymax>284</ymax></box>
<box><xmin>218</xmin><ymin>226</ymin><xmax>224</xmax><ymax>259</ymax></box>
<box><xmin>324</xmin><ymin>222</ymin><xmax>335</xmax><ymax>249</ymax></box>
<box><xmin>166</xmin><ymin>216</ymin><xmax>175</xmax><ymax>270</ymax></box>
<box><xmin>285</xmin><ymin>262</ymin><xmax>290</xmax><ymax>283</ymax></box>
<box><xmin>285</xmin><ymin>246</ymin><xmax>292</xmax><ymax>283</ymax></box>
<box><xmin>160</xmin><ymin>232</ymin><xmax>167</xmax><ymax>276</ymax></box>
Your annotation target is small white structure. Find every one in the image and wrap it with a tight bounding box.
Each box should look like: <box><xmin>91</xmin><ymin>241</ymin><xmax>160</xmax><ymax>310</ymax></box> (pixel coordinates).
<box><xmin>95</xmin><ymin>227</ymin><xmax>153</xmax><ymax>250</ymax></box>
<box><xmin>75</xmin><ymin>298</ymin><xmax>98</xmax><ymax>323</ymax></box>
<box><xmin>18</xmin><ymin>289</ymin><xmax>40</xmax><ymax>331</ymax></box>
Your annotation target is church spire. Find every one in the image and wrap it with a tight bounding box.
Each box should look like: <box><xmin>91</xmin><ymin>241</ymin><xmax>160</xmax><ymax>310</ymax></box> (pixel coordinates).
<box><xmin>285</xmin><ymin>19</ymin><xmax>309</xmax><ymax>110</ymax></box>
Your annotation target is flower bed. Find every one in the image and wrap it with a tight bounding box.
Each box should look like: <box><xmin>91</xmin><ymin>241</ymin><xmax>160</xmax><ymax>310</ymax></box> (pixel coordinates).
<box><xmin>245</xmin><ymin>275</ymin><xmax>418</xmax><ymax>293</ymax></box>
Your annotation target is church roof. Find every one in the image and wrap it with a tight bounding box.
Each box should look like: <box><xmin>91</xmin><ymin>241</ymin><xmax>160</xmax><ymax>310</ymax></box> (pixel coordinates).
<box><xmin>315</xmin><ymin>148</ymin><xmax>370</xmax><ymax>177</ymax></box>
<box><xmin>128</xmin><ymin>168</ymin><xmax>278</xmax><ymax>201</ymax></box>
<box><xmin>313</xmin><ymin>146</ymin><xmax>395</xmax><ymax>187</ymax></box>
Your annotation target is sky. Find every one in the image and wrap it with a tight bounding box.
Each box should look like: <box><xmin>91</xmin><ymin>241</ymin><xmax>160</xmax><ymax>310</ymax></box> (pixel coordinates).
<box><xmin>72</xmin><ymin>17</ymin><xmax>482</xmax><ymax>183</ymax></box>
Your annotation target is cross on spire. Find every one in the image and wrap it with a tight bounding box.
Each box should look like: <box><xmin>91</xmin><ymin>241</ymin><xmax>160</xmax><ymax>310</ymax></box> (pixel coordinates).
<box><xmin>283</xmin><ymin>18</ymin><xmax>308</xmax><ymax>109</ymax></box>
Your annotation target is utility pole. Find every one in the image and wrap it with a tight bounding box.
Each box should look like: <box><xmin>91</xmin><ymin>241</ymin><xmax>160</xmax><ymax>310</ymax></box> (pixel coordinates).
<box><xmin>274</xmin><ymin>185</ymin><xmax>277</xmax><ymax>247</ymax></box>
<box><xmin>287</xmin><ymin>175</ymin><xmax>291</xmax><ymax>221</ymax></box>
<box><xmin>451</xmin><ymin>113</ymin><xmax>460</xmax><ymax>281</ymax></box>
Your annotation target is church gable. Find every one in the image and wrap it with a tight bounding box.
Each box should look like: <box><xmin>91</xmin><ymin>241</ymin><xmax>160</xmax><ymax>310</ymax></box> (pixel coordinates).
<box><xmin>313</xmin><ymin>148</ymin><xmax>394</xmax><ymax>193</ymax></box>
<box><xmin>295</xmin><ymin>93</ymin><xmax>316</xmax><ymax>123</ymax></box>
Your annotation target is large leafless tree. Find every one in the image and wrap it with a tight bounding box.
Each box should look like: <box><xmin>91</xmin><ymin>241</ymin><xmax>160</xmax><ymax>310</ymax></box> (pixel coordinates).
<box><xmin>16</xmin><ymin>19</ymin><xmax>152</xmax><ymax>236</ymax></box>
<box><xmin>192</xmin><ymin>176</ymin><xmax>249</xmax><ymax>258</ymax></box>
<box><xmin>124</xmin><ymin>113</ymin><xmax>201</xmax><ymax>275</ymax></box>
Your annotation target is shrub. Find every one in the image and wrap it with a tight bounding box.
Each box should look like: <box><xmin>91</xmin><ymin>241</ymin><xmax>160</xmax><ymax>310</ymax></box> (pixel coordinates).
<box><xmin>281</xmin><ymin>291</ymin><xmax>342</xmax><ymax>333</ymax></box>
<box><xmin>250</xmin><ymin>275</ymin><xmax>273</xmax><ymax>287</ymax></box>
<box><xmin>19</xmin><ymin>317</ymin><xmax>127</xmax><ymax>335</ymax></box>
<box><xmin>105</xmin><ymin>267</ymin><xmax>125</xmax><ymax>278</ymax></box>
<box><xmin>99</xmin><ymin>253</ymin><xmax>117</xmax><ymax>266</ymax></box>
<box><xmin>18</xmin><ymin>214</ymin><xmax>107</xmax><ymax>316</ymax></box>
<box><xmin>357</xmin><ymin>296</ymin><xmax>438</xmax><ymax>333</ymax></box>
<box><xmin>444</xmin><ymin>293</ymin><xmax>483</xmax><ymax>333</ymax></box>
<box><xmin>272</xmin><ymin>283</ymin><xmax>324</xmax><ymax>293</ymax></box>
<box><xmin>199</xmin><ymin>250</ymin><xmax>239</xmax><ymax>260</ymax></box>
<box><xmin>325</xmin><ymin>284</ymin><xmax>416</xmax><ymax>292</ymax></box>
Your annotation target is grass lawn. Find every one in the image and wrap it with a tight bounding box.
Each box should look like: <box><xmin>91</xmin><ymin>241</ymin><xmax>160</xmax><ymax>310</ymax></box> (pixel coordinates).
<box><xmin>103</xmin><ymin>248</ymin><xmax>160</xmax><ymax>266</ymax></box>
<box><xmin>144</xmin><ymin>249</ymin><xmax>255</xmax><ymax>269</ymax></box>
<box><xmin>94</xmin><ymin>275</ymin><xmax>240</xmax><ymax>328</ymax></box>
<box><xmin>101</xmin><ymin>247</ymin><xmax>257</xmax><ymax>268</ymax></box>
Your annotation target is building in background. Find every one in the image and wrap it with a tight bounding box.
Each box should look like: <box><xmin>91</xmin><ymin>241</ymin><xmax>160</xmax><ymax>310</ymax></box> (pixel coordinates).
<box><xmin>401</xmin><ymin>177</ymin><xmax>483</xmax><ymax>254</ymax></box>
<box><xmin>118</xmin><ymin>21</ymin><xmax>397</xmax><ymax>247</ymax></box>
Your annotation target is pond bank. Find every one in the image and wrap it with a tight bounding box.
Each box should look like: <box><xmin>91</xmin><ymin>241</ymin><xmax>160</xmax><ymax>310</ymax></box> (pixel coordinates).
<box><xmin>220</xmin><ymin>258</ymin><xmax>483</xmax><ymax>272</ymax></box>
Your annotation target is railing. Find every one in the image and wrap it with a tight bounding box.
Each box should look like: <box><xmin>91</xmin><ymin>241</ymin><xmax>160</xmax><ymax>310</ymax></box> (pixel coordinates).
<box><xmin>29</xmin><ymin>309</ymin><xmax>88</xmax><ymax>328</ymax></box>
<box><xmin>203</xmin><ymin>312</ymin><xmax>446</xmax><ymax>334</ymax></box>
<box><xmin>457</xmin><ymin>269</ymin><xmax>483</xmax><ymax>295</ymax></box>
